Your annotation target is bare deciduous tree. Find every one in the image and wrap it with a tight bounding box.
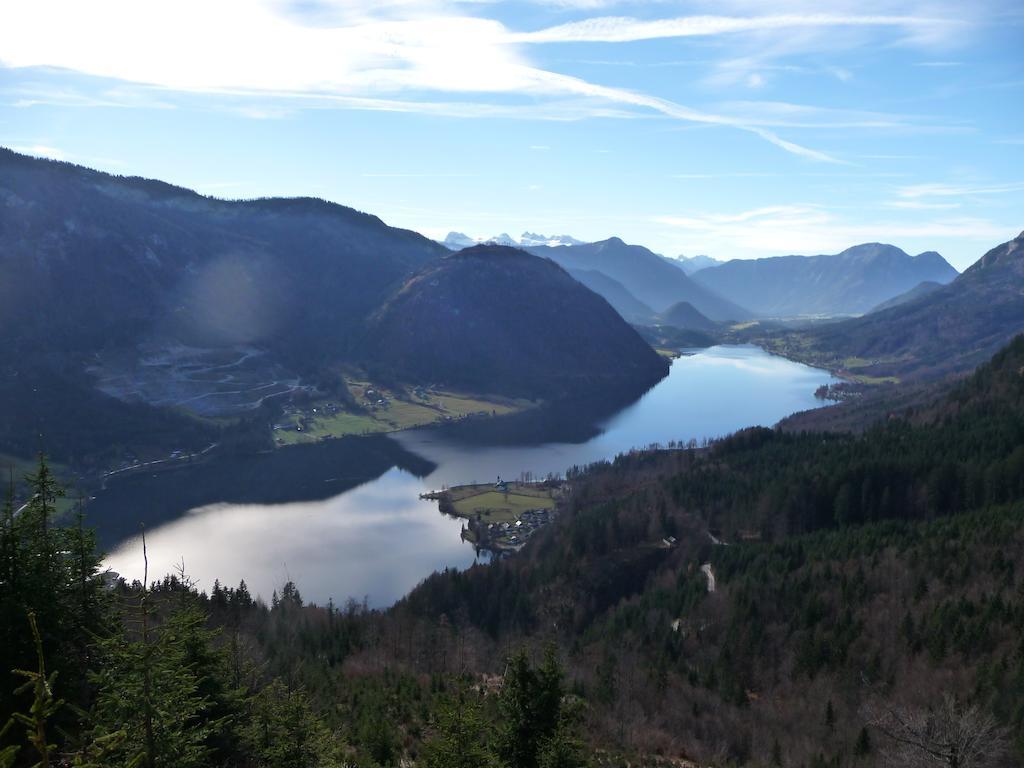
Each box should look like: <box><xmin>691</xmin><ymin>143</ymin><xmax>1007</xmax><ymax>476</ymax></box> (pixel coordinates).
<box><xmin>865</xmin><ymin>694</ymin><xmax>1008</xmax><ymax>768</ymax></box>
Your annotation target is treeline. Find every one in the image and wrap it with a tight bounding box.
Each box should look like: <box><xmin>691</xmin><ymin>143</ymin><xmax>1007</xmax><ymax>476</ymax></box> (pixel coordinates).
<box><xmin>0</xmin><ymin>457</ymin><xmax>589</xmax><ymax>768</ymax></box>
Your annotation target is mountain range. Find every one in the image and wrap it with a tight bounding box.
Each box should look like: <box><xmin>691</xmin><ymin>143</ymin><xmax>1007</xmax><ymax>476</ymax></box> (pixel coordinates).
<box><xmin>692</xmin><ymin>243</ymin><xmax>958</xmax><ymax>317</ymax></box>
<box><xmin>662</xmin><ymin>253</ymin><xmax>724</xmax><ymax>274</ymax></box>
<box><xmin>0</xmin><ymin>148</ymin><xmax>663</xmax><ymax>464</ymax></box>
<box><xmin>525</xmin><ymin>237</ymin><xmax>750</xmax><ymax>321</ymax></box>
<box><xmin>762</xmin><ymin>231</ymin><xmax>1024</xmax><ymax>382</ymax></box>
<box><xmin>440</xmin><ymin>231</ymin><xmax>586</xmax><ymax>250</ymax></box>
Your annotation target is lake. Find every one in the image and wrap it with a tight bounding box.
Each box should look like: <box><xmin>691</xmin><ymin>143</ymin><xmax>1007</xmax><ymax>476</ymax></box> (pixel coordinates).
<box><xmin>100</xmin><ymin>345</ymin><xmax>837</xmax><ymax>606</ymax></box>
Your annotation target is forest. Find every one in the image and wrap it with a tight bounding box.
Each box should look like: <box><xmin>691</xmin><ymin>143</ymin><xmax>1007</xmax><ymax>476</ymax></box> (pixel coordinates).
<box><xmin>2</xmin><ymin>336</ymin><xmax>1023</xmax><ymax>767</ymax></box>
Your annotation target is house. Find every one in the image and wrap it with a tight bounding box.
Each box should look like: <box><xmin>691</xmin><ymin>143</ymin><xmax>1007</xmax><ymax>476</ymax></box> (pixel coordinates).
<box><xmin>494</xmin><ymin>476</ymin><xmax>509</xmax><ymax>492</ymax></box>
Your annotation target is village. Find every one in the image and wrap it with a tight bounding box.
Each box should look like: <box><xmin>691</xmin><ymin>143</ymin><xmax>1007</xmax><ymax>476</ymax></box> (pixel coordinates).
<box><xmin>271</xmin><ymin>379</ymin><xmax>528</xmax><ymax>446</ymax></box>
<box><xmin>423</xmin><ymin>476</ymin><xmax>563</xmax><ymax>554</ymax></box>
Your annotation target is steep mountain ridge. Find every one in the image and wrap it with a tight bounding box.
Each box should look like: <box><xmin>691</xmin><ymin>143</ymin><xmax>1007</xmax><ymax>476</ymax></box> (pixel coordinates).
<box><xmin>362</xmin><ymin>245</ymin><xmax>669</xmax><ymax>399</ymax></box>
<box><xmin>693</xmin><ymin>242</ymin><xmax>958</xmax><ymax>317</ymax></box>
<box><xmin>656</xmin><ymin>301</ymin><xmax>717</xmax><ymax>331</ymax></box>
<box><xmin>868</xmin><ymin>280</ymin><xmax>943</xmax><ymax>313</ymax></box>
<box><xmin>764</xmin><ymin>231</ymin><xmax>1024</xmax><ymax>381</ymax></box>
<box><xmin>526</xmin><ymin>237</ymin><xmax>750</xmax><ymax>321</ymax></box>
<box><xmin>0</xmin><ymin>147</ymin><xmax>446</xmax><ymax>367</ymax></box>
<box><xmin>567</xmin><ymin>269</ymin><xmax>655</xmax><ymax>323</ymax></box>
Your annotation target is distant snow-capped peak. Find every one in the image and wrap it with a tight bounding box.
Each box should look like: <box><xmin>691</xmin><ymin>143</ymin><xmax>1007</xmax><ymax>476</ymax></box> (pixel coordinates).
<box><xmin>439</xmin><ymin>231</ymin><xmax>587</xmax><ymax>250</ymax></box>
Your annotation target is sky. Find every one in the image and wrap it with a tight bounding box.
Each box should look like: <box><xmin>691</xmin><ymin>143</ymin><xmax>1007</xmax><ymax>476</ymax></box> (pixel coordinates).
<box><xmin>0</xmin><ymin>0</ymin><xmax>1022</xmax><ymax>269</ymax></box>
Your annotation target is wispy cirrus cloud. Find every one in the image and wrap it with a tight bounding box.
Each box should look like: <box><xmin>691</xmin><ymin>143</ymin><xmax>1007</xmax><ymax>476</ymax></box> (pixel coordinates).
<box><xmin>884</xmin><ymin>200</ymin><xmax>961</xmax><ymax>210</ymax></box>
<box><xmin>0</xmin><ymin>0</ymin><xmax>978</xmax><ymax>164</ymax></box>
<box><xmin>511</xmin><ymin>13</ymin><xmax>956</xmax><ymax>44</ymax></box>
<box><xmin>897</xmin><ymin>182</ymin><xmax>1024</xmax><ymax>198</ymax></box>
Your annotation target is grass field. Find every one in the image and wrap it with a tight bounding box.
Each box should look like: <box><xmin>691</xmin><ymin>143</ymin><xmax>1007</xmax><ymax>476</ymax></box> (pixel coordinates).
<box><xmin>275</xmin><ymin>412</ymin><xmax>383</xmax><ymax>445</ymax></box>
<box><xmin>275</xmin><ymin>382</ymin><xmax>534</xmax><ymax>446</ymax></box>
<box><xmin>448</xmin><ymin>483</ymin><xmax>556</xmax><ymax>523</ymax></box>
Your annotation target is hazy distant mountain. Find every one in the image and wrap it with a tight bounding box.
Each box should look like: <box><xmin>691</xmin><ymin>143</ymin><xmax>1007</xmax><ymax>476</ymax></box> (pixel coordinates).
<box><xmin>656</xmin><ymin>301</ymin><xmax>717</xmax><ymax>332</ymax></box>
<box><xmin>440</xmin><ymin>231</ymin><xmax>586</xmax><ymax>250</ymax></box>
<box><xmin>526</xmin><ymin>237</ymin><xmax>750</xmax><ymax>321</ymax></box>
<box><xmin>441</xmin><ymin>231</ymin><xmax>478</xmax><ymax>249</ymax></box>
<box><xmin>868</xmin><ymin>280</ymin><xmax>943</xmax><ymax>314</ymax></box>
<box><xmin>663</xmin><ymin>254</ymin><xmax>724</xmax><ymax>275</ymax></box>
<box><xmin>767</xmin><ymin>231</ymin><xmax>1024</xmax><ymax>381</ymax></box>
<box><xmin>363</xmin><ymin>245</ymin><xmax>668</xmax><ymax>399</ymax></box>
<box><xmin>692</xmin><ymin>243</ymin><xmax>958</xmax><ymax>317</ymax></box>
<box><xmin>568</xmin><ymin>269</ymin><xmax>655</xmax><ymax>324</ymax></box>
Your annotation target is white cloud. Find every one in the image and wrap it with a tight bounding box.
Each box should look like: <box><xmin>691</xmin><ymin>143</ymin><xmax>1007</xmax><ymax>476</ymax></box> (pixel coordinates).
<box><xmin>360</xmin><ymin>172</ymin><xmax>478</xmax><ymax>177</ymax></box>
<box><xmin>897</xmin><ymin>182</ymin><xmax>1024</xmax><ymax>198</ymax></box>
<box><xmin>0</xmin><ymin>1</ymin><xmax>972</xmax><ymax>163</ymax></box>
<box><xmin>5</xmin><ymin>143</ymin><xmax>65</xmax><ymax>160</ymax></box>
<box><xmin>884</xmin><ymin>200</ymin><xmax>961</xmax><ymax>210</ymax></box>
<box><xmin>511</xmin><ymin>13</ymin><xmax>956</xmax><ymax>44</ymax></box>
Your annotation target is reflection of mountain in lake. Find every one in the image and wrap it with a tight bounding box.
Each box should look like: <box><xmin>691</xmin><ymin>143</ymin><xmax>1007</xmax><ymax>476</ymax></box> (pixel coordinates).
<box><xmin>97</xmin><ymin>347</ymin><xmax>837</xmax><ymax>605</ymax></box>
<box><xmin>90</xmin><ymin>435</ymin><xmax>435</xmax><ymax>548</ymax></box>
<box><xmin>419</xmin><ymin>381</ymin><xmax>661</xmax><ymax>448</ymax></box>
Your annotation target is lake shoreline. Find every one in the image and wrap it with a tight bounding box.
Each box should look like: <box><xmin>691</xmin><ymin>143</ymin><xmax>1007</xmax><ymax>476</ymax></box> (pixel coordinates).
<box><xmin>98</xmin><ymin>345</ymin><xmax>839</xmax><ymax>606</ymax></box>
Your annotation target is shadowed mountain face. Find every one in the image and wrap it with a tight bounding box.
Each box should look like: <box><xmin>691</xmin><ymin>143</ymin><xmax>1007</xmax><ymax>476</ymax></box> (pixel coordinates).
<box><xmin>769</xmin><ymin>231</ymin><xmax>1024</xmax><ymax>381</ymax></box>
<box><xmin>568</xmin><ymin>269</ymin><xmax>655</xmax><ymax>324</ymax></box>
<box><xmin>0</xmin><ymin>148</ymin><xmax>450</xmax><ymax>460</ymax></box>
<box><xmin>0</xmin><ymin>148</ymin><xmax>446</xmax><ymax>370</ymax></box>
<box><xmin>657</xmin><ymin>301</ymin><xmax>716</xmax><ymax>332</ymax></box>
<box><xmin>868</xmin><ymin>280</ymin><xmax>943</xmax><ymax>314</ymax></box>
<box><xmin>692</xmin><ymin>243</ymin><xmax>958</xmax><ymax>317</ymax></box>
<box><xmin>525</xmin><ymin>237</ymin><xmax>750</xmax><ymax>321</ymax></box>
<box><xmin>0</xmin><ymin>150</ymin><xmax>667</xmax><ymax>463</ymax></box>
<box><xmin>362</xmin><ymin>245</ymin><xmax>669</xmax><ymax>400</ymax></box>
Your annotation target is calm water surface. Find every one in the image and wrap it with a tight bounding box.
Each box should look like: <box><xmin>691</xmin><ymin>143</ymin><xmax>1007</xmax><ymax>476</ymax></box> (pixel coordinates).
<box><xmin>103</xmin><ymin>346</ymin><xmax>837</xmax><ymax>606</ymax></box>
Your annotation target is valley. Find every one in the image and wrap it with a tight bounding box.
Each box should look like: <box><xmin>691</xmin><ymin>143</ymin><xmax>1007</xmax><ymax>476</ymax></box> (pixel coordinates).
<box><xmin>96</xmin><ymin>345</ymin><xmax>837</xmax><ymax>606</ymax></box>
<box><xmin>2</xmin><ymin>151</ymin><xmax>1023</xmax><ymax>768</ymax></box>
<box><xmin>2</xmin><ymin>5</ymin><xmax>1023</xmax><ymax>766</ymax></box>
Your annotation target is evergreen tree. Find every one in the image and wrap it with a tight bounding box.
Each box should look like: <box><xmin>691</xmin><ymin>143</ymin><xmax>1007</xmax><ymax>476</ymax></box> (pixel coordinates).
<box><xmin>88</xmin><ymin>538</ymin><xmax>216</xmax><ymax>768</ymax></box>
<box><xmin>497</xmin><ymin>648</ymin><xmax>585</xmax><ymax>768</ymax></box>
<box><xmin>422</xmin><ymin>686</ymin><xmax>495</xmax><ymax>768</ymax></box>
<box><xmin>0</xmin><ymin>455</ymin><xmax>106</xmax><ymax>723</ymax></box>
<box><xmin>241</xmin><ymin>679</ymin><xmax>332</xmax><ymax>768</ymax></box>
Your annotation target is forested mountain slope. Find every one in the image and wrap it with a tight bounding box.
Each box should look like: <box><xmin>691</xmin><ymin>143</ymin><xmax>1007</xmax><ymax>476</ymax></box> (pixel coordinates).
<box><xmin>396</xmin><ymin>334</ymin><xmax>1024</xmax><ymax>765</ymax></box>
<box><xmin>363</xmin><ymin>246</ymin><xmax>669</xmax><ymax>400</ymax></box>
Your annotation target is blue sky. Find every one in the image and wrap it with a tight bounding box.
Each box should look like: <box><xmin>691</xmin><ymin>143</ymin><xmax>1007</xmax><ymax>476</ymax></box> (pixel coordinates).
<box><xmin>1</xmin><ymin>0</ymin><xmax>1021</xmax><ymax>269</ymax></box>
